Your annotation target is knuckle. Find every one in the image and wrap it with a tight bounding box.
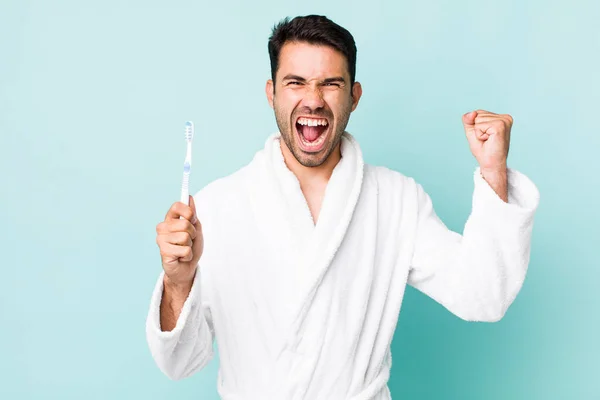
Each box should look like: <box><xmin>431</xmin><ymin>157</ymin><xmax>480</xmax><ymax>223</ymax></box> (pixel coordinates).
<box><xmin>175</xmin><ymin>231</ymin><xmax>186</xmax><ymax>243</ymax></box>
<box><xmin>171</xmin><ymin>219</ymin><xmax>183</xmax><ymax>232</ymax></box>
<box><xmin>164</xmin><ymin>219</ymin><xmax>175</xmax><ymax>231</ymax></box>
<box><xmin>170</xmin><ymin>219</ymin><xmax>181</xmax><ymax>231</ymax></box>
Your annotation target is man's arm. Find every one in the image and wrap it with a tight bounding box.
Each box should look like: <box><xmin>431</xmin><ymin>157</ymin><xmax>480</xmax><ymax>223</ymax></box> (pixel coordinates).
<box><xmin>146</xmin><ymin>192</ymin><xmax>215</xmax><ymax>380</ymax></box>
<box><xmin>407</xmin><ymin>167</ymin><xmax>540</xmax><ymax>321</ymax></box>
<box><xmin>481</xmin><ymin>167</ymin><xmax>508</xmax><ymax>203</ymax></box>
<box><xmin>146</xmin><ymin>268</ymin><xmax>215</xmax><ymax>380</ymax></box>
<box><xmin>160</xmin><ymin>275</ymin><xmax>193</xmax><ymax>332</ymax></box>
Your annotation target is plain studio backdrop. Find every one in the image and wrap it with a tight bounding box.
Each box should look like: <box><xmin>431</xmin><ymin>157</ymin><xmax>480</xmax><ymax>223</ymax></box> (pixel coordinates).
<box><xmin>1</xmin><ymin>0</ymin><xmax>598</xmax><ymax>399</ymax></box>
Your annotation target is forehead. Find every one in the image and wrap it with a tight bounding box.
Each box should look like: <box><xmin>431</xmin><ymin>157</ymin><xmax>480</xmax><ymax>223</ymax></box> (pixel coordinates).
<box><xmin>277</xmin><ymin>41</ymin><xmax>349</xmax><ymax>80</ymax></box>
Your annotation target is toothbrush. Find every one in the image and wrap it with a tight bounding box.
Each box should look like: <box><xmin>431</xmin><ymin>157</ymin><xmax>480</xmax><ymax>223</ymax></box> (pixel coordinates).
<box><xmin>180</xmin><ymin>121</ymin><xmax>194</xmax><ymax>206</ymax></box>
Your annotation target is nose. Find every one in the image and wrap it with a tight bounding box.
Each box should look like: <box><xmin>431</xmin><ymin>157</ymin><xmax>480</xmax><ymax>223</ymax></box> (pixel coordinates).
<box><xmin>301</xmin><ymin>84</ymin><xmax>325</xmax><ymax>110</ymax></box>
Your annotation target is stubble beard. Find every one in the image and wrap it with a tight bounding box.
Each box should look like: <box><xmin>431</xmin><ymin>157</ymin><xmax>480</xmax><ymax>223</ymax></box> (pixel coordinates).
<box><xmin>273</xmin><ymin>100</ymin><xmax>352</xmax><ymax>168</ymax></box>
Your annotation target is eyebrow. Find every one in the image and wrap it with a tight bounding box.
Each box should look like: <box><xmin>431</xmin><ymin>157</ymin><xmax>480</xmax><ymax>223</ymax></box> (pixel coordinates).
<box><xmin>282</xmin><ymin>74</ymin><xmax>346</xmax><ymax>84</ymax></box>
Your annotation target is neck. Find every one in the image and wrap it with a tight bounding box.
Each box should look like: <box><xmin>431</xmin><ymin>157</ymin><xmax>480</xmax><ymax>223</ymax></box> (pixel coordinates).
<box><xmin>280</xmin><ymin>140</ymin><xmax>342</xmax><ymax>185</ymax></box>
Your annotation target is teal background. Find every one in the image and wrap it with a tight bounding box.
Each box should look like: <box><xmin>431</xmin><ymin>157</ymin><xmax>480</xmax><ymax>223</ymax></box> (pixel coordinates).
<box><xmin>1</xmin><ymin>0</ymin><xmax>598</xmax><ymax>399</ymax></box>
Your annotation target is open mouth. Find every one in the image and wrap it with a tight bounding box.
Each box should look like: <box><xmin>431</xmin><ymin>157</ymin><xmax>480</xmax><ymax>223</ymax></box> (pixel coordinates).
<box><xmin>295</xmin><ymin>116</ymin><xmax>329</xmax><ymax>152</ymax></box>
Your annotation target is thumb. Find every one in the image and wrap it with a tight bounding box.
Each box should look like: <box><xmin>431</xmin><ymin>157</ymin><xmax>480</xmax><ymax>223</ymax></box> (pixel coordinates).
<box><xmin>462</xmin><ymin>110</ymin><xmax>477</xmax><ymax>128</ymax></box>
<box><xmin>462</xmin><ymin>110</ymin><xmax>478</xmax><ymax>142</ymax></box>
<box><xmin>189</xmin><ymin>195</ymin><xmax>198</xmax><ymax>224</ymax></box>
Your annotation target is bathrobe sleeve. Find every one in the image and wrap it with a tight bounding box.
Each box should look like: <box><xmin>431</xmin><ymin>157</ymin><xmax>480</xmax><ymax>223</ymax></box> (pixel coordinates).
<box><xmin>407</xmin><ymin>167</ymin><xmax>540</xmax><ymax>322</ymax></box>
<box><xmin>145</xmin><ymin>258</ymin><xmax>215</xmax><ymax>380</ymax></box>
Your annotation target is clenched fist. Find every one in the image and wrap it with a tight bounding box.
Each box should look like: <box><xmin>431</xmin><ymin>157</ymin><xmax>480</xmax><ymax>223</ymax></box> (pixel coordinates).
<box><xmin>462</xmin><ymin>109</ymin><xmax>512</xmax><ymax>171</ymax></box>
<box><xmin>462</xmin><ymin>109</ymin><xmax>512</xmax><ymax>202</ymax></box>
<box><xmin>155</xmin><ymin>195</ymin><xmax>204</xmax><ymax>289</ymax></box>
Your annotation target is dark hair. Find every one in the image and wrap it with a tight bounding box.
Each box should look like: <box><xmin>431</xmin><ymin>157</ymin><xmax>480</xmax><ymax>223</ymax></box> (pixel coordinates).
<box><xmin>268</xmin><ymin>15</ymin><xmax>357</xmax><ymax>86</ymax></box>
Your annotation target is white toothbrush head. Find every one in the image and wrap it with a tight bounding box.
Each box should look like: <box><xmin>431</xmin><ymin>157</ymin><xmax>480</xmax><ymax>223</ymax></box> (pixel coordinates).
<box><xmin>185</xmin><ymin>121</ymin><xmax>194</xmax><ymax>143</ymax></box>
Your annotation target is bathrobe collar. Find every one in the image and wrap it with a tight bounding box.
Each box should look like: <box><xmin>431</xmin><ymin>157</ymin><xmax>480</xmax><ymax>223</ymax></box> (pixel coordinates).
<box><xmin>250</xmin><ymin>131</ymin><xmax>365</xmax><ymax>318</ymax></box>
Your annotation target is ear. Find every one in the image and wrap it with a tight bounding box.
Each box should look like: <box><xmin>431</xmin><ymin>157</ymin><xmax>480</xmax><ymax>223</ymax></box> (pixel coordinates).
<box><xmin>266</xmin><ymin>79</ymin><xmax>274</xmax><ymax>109</ymax></box>
<box><xmin>350</xmin><ymin>82</ymin><xmax>363</xmax><ymax>112</ymax></box>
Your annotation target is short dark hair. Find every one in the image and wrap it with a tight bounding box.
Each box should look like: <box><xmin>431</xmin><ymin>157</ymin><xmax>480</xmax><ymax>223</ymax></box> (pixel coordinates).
<box><xmin>268</xmin><ymin>15</ymin><xmax>357</xmax><ymax>86</ymax></box>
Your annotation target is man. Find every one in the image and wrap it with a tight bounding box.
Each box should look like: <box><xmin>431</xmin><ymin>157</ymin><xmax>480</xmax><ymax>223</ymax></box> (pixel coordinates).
<box><xmin>146</xmin><ymin>15</ymin><xmax>539</xmax><ymax>400</ymax></box>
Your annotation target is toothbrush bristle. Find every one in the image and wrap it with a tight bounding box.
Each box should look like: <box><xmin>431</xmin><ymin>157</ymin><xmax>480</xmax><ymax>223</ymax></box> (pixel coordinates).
<box><xmin>184</xmin><ymin>121</ymin><xmax>194</xmax><ymax>141</ymax></box>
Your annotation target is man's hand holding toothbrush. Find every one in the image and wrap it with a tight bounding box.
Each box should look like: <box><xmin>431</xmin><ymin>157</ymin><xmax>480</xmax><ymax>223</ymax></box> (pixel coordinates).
<box><xmin>154</xmin><ymin>121</ymin><xmax>200</xmax><ymax>332</ymax></box>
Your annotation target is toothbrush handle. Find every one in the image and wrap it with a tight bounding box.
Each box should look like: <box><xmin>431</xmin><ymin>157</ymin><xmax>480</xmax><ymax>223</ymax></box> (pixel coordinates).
<box><xmin>180</xmin><ymin>140</ymin><xmax>192</xmax><ymax>206</ymax></box>
<box><xmin>181</xmin><ymin>167</ymin><xmax>190</xmax><ymax>206</ymax></box>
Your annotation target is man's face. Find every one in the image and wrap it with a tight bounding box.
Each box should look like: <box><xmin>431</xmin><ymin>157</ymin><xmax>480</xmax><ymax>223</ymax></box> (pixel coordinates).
<box><xmin>266</xmin><ymin>42</ymin><xmax>362</xmax><ymax>167</ymax></box>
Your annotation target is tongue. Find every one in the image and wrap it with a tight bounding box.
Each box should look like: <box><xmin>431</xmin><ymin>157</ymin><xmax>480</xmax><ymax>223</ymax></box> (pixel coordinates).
<box><xmin>301</xmin><ymin>125</ymin><xmax>325</xmax><ymax>142</ymax></box>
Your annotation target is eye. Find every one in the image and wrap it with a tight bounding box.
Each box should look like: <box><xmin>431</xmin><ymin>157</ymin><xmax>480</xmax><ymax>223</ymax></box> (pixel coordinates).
<box><xmin>288</xmin><ymin>81</ymin><xmax>302</xmax><ymax>85</ymax></box>
<box><xmin>323</xmin><ymin>83</ymin><xmax>341</xmax><ymax>87</ymax></box>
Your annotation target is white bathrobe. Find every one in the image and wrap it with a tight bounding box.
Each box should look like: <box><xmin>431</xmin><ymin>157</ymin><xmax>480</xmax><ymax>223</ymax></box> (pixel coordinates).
<box><xmin>146</xmin><ymin>132</ymin><xmax>540</xmax><ymax>400</ymax></box>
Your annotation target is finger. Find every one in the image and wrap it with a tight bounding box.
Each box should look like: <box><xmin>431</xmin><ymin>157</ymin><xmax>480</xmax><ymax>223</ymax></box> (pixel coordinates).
<box><xmin>165</xmin><ymin>201</ymin><xmax>194</xmax><ymax>222</ymax></box>
<box><xmin>160</xmin><ymin>242</ymin><xmax>193</xmax><ymax>262</ymax></box>
<box><xmin>162</xmin><ymin>231</ymin><xmax>193</xmax><ymax>247</ymax></box>
<box><xmin>156</xmin><ymin>219</ymin><xmax>196</xmax><ymax>240</ymax></box>
<box><xmin>473</xmin><ymin>122</ymin><xmax>506</xmax><ymax>142</ymax></box>
<box><xmin>474</xmin><ymin>116</ymin><xmax>501</xmax><ymax>124</ymax></box>
<box><xmin>477</xmin><ymin>120</ymin><xmax>506</xmax><ymax>134</ymax></box>
<box><xmin>473</xmin><ymin>110</ymin><xmax>511</xmax><ymax>120</ymax></box>
<box><xmin>473</xmin><ymin>109</ymin><xmax>497</xmax><ymax>117</ymax></box>
<box><xmin>473</xmin><ymin>115</ymin><xmax>513</xmax><ymax>126</ymax></box>
<box><xmin>163</xmin><ymin>218</ymin><xmax>197</xmax><ymax>239</ymax></box>
<box><xmin>477</xmin><ymin>129</ymin><xmax>491</xmax><ymax>141</ymax></box>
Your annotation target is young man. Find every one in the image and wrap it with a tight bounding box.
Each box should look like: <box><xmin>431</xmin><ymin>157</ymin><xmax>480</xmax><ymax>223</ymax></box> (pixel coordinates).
<box><xmin>147</xmin><ymin>15</ymin><xmax>539</xmax><ymax>400</ymax></box>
